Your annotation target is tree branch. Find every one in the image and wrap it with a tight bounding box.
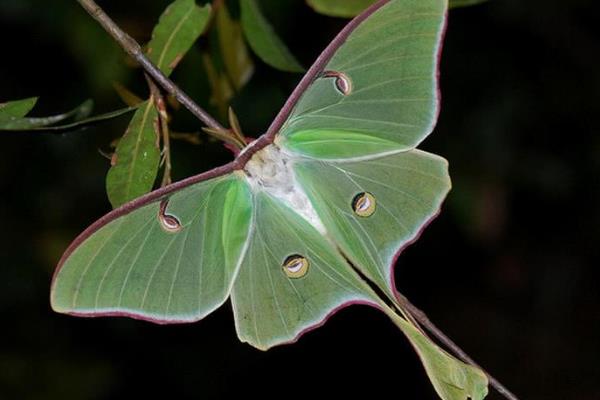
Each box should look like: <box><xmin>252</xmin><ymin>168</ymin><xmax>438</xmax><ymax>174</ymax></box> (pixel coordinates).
<box><xmin>76</xmin><ymin>0</ymin><xmax>225</xmax><ymax>133</ymax></box>
<box><xmin>395</xmin><ymin>293</ymin><xmax>520</xmax><ymax>400</ymax></box>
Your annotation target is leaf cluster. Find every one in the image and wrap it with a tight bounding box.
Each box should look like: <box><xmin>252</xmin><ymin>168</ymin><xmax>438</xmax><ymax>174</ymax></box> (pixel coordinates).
<box><xmin>0</xmin><ymin>0</ymin><xmax>488</xmax><ymax>209</ymax></box>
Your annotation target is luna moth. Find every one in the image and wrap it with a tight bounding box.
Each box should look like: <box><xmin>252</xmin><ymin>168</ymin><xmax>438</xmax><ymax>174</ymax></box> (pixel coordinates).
<box><xmin>51</xmin><ymin>0</ymin><xmax>494</xmax><ymax>399</ymax></box>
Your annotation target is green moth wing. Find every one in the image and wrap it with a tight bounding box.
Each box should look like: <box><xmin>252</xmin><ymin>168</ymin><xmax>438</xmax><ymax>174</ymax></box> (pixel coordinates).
<box><xmin>230</xmin><ymin>191</ymin><xmax>375</xmax><ymax>350</ymax></box>
<box><xmin>51</xmin><ymin>173</ymin><xmax>252</xmax><ymax>322</ymax></box>
<box><xmin>277</xmin><ymin>0</ymin><xmax>447</xmax><ymax>159</ymax></box>
<box><xmin>292</xmin><ymin>149</ymin><xmax>451</xmax><ymax>301</ymax></box>
<box><xmin>51</xmin><ymin>0</ymin><xmax>453</xmax><ymax>350</ymax></box>
<box><xmin>386</xmin><ymin>309</ymin><xmax>489</xmax><ymax>400</ymax></box>
<box><xmin>227</xmin><ymin>188</ymin><xmax>487</xmax><ymax>398</ymax></box>
<box><xmin>51</xmin><ymin>0</ymin><xmax>495</xmax><ymax>398</ymax></box>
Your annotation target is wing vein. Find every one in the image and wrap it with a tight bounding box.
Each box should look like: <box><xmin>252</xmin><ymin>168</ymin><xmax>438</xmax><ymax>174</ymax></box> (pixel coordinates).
<box><xmin>165</xmin><ymin>225</ymin><xmax>192</xmax><ymax>316</ymax></box>
<box><xmin>72</xmin><ymin>222</ymin><xmax>122</xmax><ymax>308</ymax></box>
<box><xmin>344</xmin><ymin>168</ymin><xmax>430</xmax><ymax>207</ymax></box>
<box><xmin>258</xmin><ymin>229</ymin><xmax>291</xmax><ymax>336</ymax></box>
<box><xmin>196</xmin><ymin>184</ymin><xmax>217</xmax><ymax>310</ymax></box>
<box><xmin>337</xmin><ymin>33</ymin><xmax>438</xmax><ymax>70</ymax></box>
<box><xmin>94</xmin><ymin>217</ymin><xmax>154</xmax><ymax>308</ymax></box>
<box><xmin>139</xmin><ymin>235</ymin><xmax>178</xmax><ymax>309</ymax></box>
<box><xmin>290</xmin><ymin>99</ymin><xmax>429</xmax><ymax>123</ymax></box>
<box><xmin>117</xmin><ymin>222</ymin><xmax>156</xmax><ymax>307</ymax></box>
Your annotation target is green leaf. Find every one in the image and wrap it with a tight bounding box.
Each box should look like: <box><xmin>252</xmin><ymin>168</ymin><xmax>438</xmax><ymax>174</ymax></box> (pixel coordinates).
<box><xmin>0</xmin><ymin>106</ymin><xmax>136</xmax><ymax>132</ymax></box>
<box><xmin>106</xmin><ymin>100</ymin><xmax>160</xmax><ymax>208</ymax></box>
<box><xmin>0</xmin><ymin>99</ymin><xmax>93</xmax><ymax>130</ymax></box>
<box><xmin>34</xmin><ymin>107</ymin><xmax>135</xmax><ymax>132</ymax></box>
<box><xmin>240</xmin><ymin>0</ymin><xmax>303</xmax><ymax>72</ymax></box>
<box><xmin>216</xmin><ymin>3</ymin><xmax>254</xmax><ymax>90</ymax></box>
<box><xmin>68</xmin><ymin>10</ymin><xmax>129</xmax><ymax>94</ymax></box>
<box><xmin>147</xmin><ymin>0</ymin><xmax>211</xmax><ymax>77</ymax></box>
<box><xmin>449</xmin><ymin>0</ymin><xmax>489</xmax><ymax>8</ymax></box>
<box><xmin>106</xmin><ymin>0</ymin><xmax>210</xmax><ymax>208</ymax></box>
<box><xmin>113</xmin><ymin>82</ymin><xmax>145</xmax><ymax>107</ymax></box>
<box><xmin>306</xmin><ymin>0</ymin><xmax>377</xmax><ymax>18</ymax></box>
<box><xmin>202</xmin><ymin>52</ymin><xmax>234</xmax><ymax>117</ymax></box>
<box><xmin>0</xmin><ymin>97</ymin><xmax>38</xmax><ymax>125</ymax></box>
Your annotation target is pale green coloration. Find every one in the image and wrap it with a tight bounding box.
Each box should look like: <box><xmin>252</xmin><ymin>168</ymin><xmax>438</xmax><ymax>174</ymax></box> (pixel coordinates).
<box><xmin>0</xmin><ymin>97</ymin><xmax>134</xmax><ymax>131</ymax></box>
<box><xmin>52</xmin><ymin>1</ymin><xmax>491</xmax><ymax>398</ymax></box>
<box><xmin>0</xmin><ymin>97</ymin><xmax>38</xmax><ymax>125</ymax></box>
<box><xmin>106</xmin><ymin>100</ymin><xmax>160</xmax><ymax>208</ymax></box>
<box><xmin>147</xmin><ymin>0</ymin><xmax>211</xmax><ymax>75</ymax></box>
<box><xmin>281</xmin><ymin>0</ymin><xmax>446</xmax><ymax>159</ymax></box>
<box><xmin>283</xmin><ymin>129</ymin><xmax>402</xmax><ymax>158</ymax></box>
<box><xmin>107</xmin><ymin>0</ymin><xmax>212</xmax><ymax>208</ymax></box>
<box><xmin>240</xmin><ymin>0</ymin><xmax>304</xmax><ymax>73</ymax></box>
<box><xmin>24</xmin><ymin>107</ymin><xmax>135</xmax><ymax>132</ymax></box>
<box><xmin>307</xmin><ymin>0</ymin><xmax>486</xmax><ymax>18</ymax></box>
<box><xmin>0</xmin><ymin>99</ymin><xmax>92</xmax><ymax>130</ymax></box>
<box><xmin>231</xmin><ymin>192</ymin><xmax>373</xmax><ymax>350</ymax></box>
<box><xmin>306</xmin><ymin>0</ymin><xmax>378</xmax><ymax>17</ymax></box>
<box><xmin>293</xmin><ymin>149</ymin><xmax>451</xmax><ymax>300</ymax></box>
<box><xmin>52</xmin><ymin>175</ymin><xmax>252</xmax><ymax>321</ymax></box>
<box><xmin>383</xmin><ymin>306</ymin><xmax>489</xmax><ymax>400</ymax></box>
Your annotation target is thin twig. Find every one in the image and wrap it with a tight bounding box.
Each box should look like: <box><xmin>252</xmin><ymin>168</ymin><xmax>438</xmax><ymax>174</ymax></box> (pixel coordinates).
<box><xmin>145</xmin><ymin>75</ymin><xmax>172</xmax><ymax>187</ymax></box>
<box><xmin>395</xmin><ymin>293</ymin><xmax>520</xmax><ymax>400</ymax></box>
<box><xmin>76</xmin><ymin>0</ymin><xmax>225</xmax><ymax>134</ymax></box>
<box><xmin>159</xmin><ymin>114</ymin><xmax>172</xmax><ymax>187</ymax></box>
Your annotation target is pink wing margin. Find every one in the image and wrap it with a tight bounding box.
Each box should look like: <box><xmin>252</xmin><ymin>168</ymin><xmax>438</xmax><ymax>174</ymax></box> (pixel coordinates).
<box><xmin>51</xmin><ymin>0</ymin><xmax>395</xmax><ymax>288</ymax></box>
<box><xmin>51</xmin><ymin>0</ymin><xmax>448</xmax><ymax>333</ymax></box>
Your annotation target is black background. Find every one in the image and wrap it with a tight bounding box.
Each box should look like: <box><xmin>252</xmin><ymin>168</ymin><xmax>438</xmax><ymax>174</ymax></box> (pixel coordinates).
<box><xmin>1</xmin><ymin>0</ymin><xmax>598</xmax><ymax>398</ymax></box>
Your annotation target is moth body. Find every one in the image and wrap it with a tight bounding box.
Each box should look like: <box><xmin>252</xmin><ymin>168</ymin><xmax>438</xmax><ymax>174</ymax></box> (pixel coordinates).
<box><xmin>243</xmin><ymin>143</ymin><xmax>327</xmax><ymax>235</ymax></box>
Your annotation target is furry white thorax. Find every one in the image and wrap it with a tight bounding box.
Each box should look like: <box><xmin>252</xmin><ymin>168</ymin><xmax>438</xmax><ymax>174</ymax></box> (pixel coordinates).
<box><xmin>243</xmin><ymin>144</ymin><xmax>327</xmax><ymax>234</ymax></box>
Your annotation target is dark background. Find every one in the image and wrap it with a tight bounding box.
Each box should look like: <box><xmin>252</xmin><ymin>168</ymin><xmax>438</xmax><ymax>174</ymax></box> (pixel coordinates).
<box><xmin>1</xmin><ymin>0</ymin><xmax>598</xmax><ymax>398</ymax></box>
